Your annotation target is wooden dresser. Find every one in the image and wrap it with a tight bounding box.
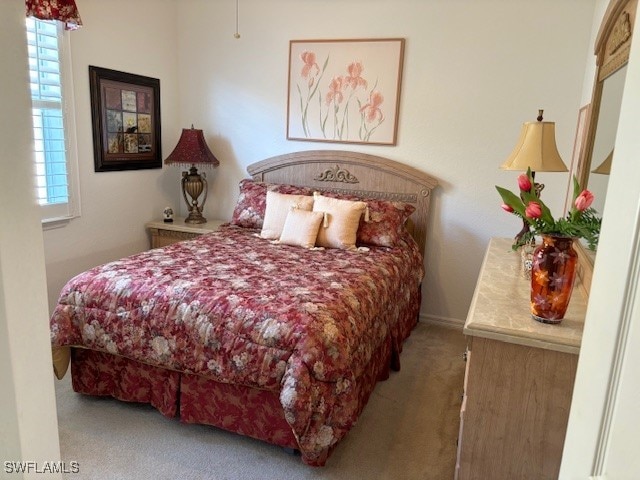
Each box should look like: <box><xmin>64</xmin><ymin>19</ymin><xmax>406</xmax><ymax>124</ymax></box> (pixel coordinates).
<box><xmin>145</xmin><ymin>218</ymin><xmax>225</xmax><ymax>249</ymax></box>
<box><xmin>455</xmin><ymin>238</ymin><xmax>588</xmax><ymax>480</ymax></box>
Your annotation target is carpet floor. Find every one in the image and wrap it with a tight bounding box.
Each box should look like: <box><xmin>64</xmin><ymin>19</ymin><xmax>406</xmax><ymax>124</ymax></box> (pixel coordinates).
<box><xmin>55</xmin><ymin>323</ymin><xmax>466</xmax><ymax>480</ymax></box>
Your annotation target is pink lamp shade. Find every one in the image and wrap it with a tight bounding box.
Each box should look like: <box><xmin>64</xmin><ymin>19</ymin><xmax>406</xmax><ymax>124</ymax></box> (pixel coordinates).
<box><xmin>164</xmin><ymin>126</ymin><xmax>219</xmax><ymax>167</ymax></box>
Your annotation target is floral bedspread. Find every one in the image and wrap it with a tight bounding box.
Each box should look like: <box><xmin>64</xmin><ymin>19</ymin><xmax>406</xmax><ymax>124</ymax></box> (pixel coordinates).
<box><xmin>50</xmin><ymin>225</ymin><xmax>424</xmax><ymax>464</ymax></box>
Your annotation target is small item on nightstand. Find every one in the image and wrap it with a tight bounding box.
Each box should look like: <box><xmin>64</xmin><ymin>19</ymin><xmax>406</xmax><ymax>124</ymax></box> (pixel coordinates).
<box><xmin>163</xmin><ymin>207</ymin><xmax>174</xmax><ymax>223</ymax></box>
<box><xmin>520</xmin><ymin>238</ymin><xmax>536</xmax><ymax>279</ymax></box>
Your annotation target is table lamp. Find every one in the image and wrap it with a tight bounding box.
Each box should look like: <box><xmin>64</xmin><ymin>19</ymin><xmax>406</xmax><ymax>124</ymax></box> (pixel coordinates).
<box><xmin>500</xmin><ymin>109</ymin><xmax>568</xmax><ymax>242</ymax></box>
<box><xmin>164</xmin><ymin>126</ymin><xmax>219</xmax><ymax>224</ymax></box>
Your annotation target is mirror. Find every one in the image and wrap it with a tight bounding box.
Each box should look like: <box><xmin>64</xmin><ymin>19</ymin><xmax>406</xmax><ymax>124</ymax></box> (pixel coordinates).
<box><xmin>573</xmin><ymin>0</ymin><xmax>636</xmax><ymax>292</ymax></box>
<box><xmin>588</xmin><ymin>64</ymin><xmax>627</xmax><ymax>216</ymax></box>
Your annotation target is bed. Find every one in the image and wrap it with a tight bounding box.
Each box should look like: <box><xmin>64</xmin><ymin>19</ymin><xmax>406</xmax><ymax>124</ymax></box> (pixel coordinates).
<box><xmin>50</xmin><ymin>150</ymin><xmax>438</xmax><ymax>466</ymax></box>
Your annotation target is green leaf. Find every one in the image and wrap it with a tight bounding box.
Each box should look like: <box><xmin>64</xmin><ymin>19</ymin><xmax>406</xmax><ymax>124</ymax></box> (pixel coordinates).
<box><xmin>496</xmin><ymin>186</ymin><xmax>525</xmax><ymax>216</ymax></box>
<box><xmin>538</xmin><ymin>200</ymin><xmax>556</xmax><ymax>226</ymax></box>
<box><xmin>573</xmin><ymin>175</ymin><xmax>581</xmax><ymax>197</ymax></box>
<box><xmin>520</xmin><ymin>190</ymin><xmax>539</xmax><ymax>203</ymax></box>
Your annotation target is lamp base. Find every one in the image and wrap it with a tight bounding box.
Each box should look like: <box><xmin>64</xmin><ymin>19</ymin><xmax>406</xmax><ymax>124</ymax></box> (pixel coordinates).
<box><xmin>185</xmin><ymin>210</ymin><xmax>207</xmax><ymax>224</ymax></box>
<box><xmin>515</xmin><ymin>220</ymin><xmax>530</xmax><ymax>245</ymax></box>
<box><xmin>181</xmin><ymin>165</ymin><xmax>209</xmax><ymax>224</ymax></box>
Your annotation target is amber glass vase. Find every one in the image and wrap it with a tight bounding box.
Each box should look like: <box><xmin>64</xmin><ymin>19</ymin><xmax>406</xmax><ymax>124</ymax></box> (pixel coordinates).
<box><xmin>530</xmin><ymin>235</ymin><xmax>578</xmax><ymax>324</ymax></box>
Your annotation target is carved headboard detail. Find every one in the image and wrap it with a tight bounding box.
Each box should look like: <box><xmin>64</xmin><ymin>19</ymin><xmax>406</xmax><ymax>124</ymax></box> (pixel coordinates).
<box><xmin>314</xmin><ymin>165</ymin><xmax>360</xmax><ymax>183</ymax></box>
<box><xmin>247</xmin><ymin>150</ymin><xmax>438</xmax><ymax>256</ymax></box>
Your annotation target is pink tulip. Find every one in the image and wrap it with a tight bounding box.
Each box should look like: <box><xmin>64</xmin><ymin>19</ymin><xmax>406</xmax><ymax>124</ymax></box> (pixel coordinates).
<box><xmin>517</xmin><ymin>173</ymin><xmax>532</xmax><ymax>192</ymax></box>
<box><xmin>501</xmin><ymin>204</ymin><xmax>514</xmax><ymax>213</ymax></box>
<box><xmin>575</xmin><ymin>190</ymin><xmax>595</xmax><ymax>211</ymax></box>
<box><xmin>525</xmin><ymin>201</ymin><xmax>542</xmax><ymax>219</ymax></box>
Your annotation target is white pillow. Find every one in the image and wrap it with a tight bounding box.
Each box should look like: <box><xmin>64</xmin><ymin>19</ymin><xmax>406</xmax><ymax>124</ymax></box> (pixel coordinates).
<box><xmin>279</xmin><ymin>209</ymin><xmax>324</xmax><ymax>248</ymax></box>
<box><xmin>312</xmin><ymin>192</ymin><xmax>366</xmax><ymax>250</ymax></box>
<box><xmin>260</xmin><ymin>191</ymin><xmax>314</xmax><ymax>239</ymax></box>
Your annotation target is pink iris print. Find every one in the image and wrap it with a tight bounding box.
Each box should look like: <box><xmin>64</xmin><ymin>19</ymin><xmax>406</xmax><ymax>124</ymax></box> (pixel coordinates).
<box><xmin>300</xmin><ymin>51</ymin><xmax>319</xmax><ymax>78</ymax></box>
<box><xmin>360</xmin><ymin>91</ymin><xmax>384</xmax><ymax>123</ymax></box>
<box><xmin>326</xmin><ymin>76</ymin><xmax>345</xmax><ymax>105</ymax></box>
<box><xmin>344</xmin><ymin>62</ymin><xmax>368</xmax><ymax>90</ymax></box>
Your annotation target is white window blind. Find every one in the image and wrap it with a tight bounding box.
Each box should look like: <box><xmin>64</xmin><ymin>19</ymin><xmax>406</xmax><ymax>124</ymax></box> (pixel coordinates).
<box><xmin>26</xmin><ymin>17</ymin><xmax>80</xmax><ymax>224</ymax></box>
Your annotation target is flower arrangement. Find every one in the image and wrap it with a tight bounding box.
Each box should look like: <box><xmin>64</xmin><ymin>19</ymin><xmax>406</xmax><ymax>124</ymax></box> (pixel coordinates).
<box><xmin>496</xmin><ymin>168</ymin><xmax>601</xmax><ymax>250</ymax></box>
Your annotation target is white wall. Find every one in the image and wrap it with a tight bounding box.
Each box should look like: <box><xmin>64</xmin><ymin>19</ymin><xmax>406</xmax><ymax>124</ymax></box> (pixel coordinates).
<box><xmin>43</xmin><ymin>0</ymin><xmax>181</xmax><ymax>313</ymax></box>
<box><xmin>174</xmin><ymin>0</ymin><xmax>596</xmax><ymax>323</ymax></box>
<box><xmin>0</xmin><ymin>1</ymin><xmax>62</xmax><ymax>476</ymax></box>
<box><xmin>39</xmin><ymin>1</ymin><xmax>597</xmax><ymax>323</ymax></box>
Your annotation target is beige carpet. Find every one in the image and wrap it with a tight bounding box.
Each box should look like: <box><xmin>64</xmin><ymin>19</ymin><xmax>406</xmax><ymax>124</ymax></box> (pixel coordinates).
<box><xmin>55</xmin><ymin>323</ymin><xmax>466</xmax><ymax>480</ymax></box>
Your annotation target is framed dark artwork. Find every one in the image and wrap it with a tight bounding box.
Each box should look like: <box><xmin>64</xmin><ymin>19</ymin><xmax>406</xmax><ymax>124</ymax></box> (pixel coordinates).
<box><xmin>89</xmin><ymin>66</ymin><xmax>161</xmax><ymax>172</ymax></box>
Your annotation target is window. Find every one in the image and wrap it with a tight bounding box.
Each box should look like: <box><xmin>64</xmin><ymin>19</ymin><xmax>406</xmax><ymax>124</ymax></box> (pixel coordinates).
<box><xmin>26</xmin><ymin>17</ymin><xmax>80</xmax><ymax>224</ymax></box>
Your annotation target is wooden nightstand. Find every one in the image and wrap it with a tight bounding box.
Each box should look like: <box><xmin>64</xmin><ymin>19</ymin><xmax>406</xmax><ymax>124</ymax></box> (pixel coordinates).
<box><xmin>145</xmin><ymin>217</ymin><xmax>225</xmax><ymax>249</ymax></box>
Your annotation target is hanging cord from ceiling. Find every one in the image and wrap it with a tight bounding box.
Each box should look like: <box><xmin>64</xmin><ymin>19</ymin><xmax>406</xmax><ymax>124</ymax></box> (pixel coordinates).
<box><xmin>234</xmin><ymin>0</ymin><xmax>241</xmax><ymax>39</ymax></box>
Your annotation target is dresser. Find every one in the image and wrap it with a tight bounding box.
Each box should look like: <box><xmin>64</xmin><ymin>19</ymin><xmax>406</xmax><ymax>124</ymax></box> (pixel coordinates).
<box><xmin>145</xmin><ymin>218</ymin><xmax>225</xmax><ymax>249</ymax></box>
<box><xmin>455</xmin><ymin>238</ymin><xmax>588</xmax><ymax>480</ymax></box>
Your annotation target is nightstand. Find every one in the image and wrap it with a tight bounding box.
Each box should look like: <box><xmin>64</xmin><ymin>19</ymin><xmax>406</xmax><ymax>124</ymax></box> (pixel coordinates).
<box><xmin>145</xmin><ymin>217</ymin><xmax>225</xmax><ymax>249</ymax></box>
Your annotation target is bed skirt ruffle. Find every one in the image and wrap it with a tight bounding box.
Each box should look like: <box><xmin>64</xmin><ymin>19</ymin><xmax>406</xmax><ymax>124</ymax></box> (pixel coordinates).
<box><xmin>62</xmin><ymin>288</ymin><xmax>420</xmax><ymax>466</ymax></box>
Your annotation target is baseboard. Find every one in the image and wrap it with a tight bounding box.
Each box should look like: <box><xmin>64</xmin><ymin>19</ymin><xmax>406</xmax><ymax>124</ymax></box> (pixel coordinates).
<box><xmin>419</xmin><ymin>313</ymin><xmax>465</xmax><ymax>330</ymax></box>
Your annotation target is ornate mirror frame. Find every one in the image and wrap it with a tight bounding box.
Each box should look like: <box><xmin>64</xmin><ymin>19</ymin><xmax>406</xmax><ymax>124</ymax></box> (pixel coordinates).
<box><xmin>575</xmin><ymin>0</ymin><xmax>637</xmax><ymax>293</ymax></box>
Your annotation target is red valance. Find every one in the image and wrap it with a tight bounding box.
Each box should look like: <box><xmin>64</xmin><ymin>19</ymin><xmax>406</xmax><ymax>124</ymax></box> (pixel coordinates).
<box><xmin>25</xmin><ymin>0</ymin><xmax>83</xmax><ymax>30</ymax></box>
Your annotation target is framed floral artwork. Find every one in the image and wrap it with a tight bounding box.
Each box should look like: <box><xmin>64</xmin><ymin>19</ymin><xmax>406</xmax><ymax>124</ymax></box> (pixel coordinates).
<box><xmin>89</xmin><ymin>66</ymin><xmax>161</xmax><ymax>172</ymax></box>
<box><xmin>287</xmin><ymin>38</ymin><xmax>405</xmax><ymax>146</ymax></box>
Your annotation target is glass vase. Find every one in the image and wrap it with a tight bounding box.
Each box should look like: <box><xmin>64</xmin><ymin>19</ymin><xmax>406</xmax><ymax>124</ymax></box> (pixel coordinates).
<box><xmin>530</xmin><ymin>235</ymin><xmax>578</xmax><ymax>324</ymax></box>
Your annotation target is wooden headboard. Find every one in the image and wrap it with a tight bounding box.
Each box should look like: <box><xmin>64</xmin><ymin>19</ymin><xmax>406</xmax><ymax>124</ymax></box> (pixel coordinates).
<box><xmin>247</xmin><ymin>150</ymin><xmax>438</xmax><ymax>256</ymax></box>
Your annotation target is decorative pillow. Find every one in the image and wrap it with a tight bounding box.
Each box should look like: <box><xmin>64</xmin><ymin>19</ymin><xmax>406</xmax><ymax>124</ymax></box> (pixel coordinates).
<box><xmin>230</xmin><ymin>179</ymin><xmax>313</xmax><ymax>230</ymax></box>
<box><xmin>278</xmin><ymin>209</ymin><xmax>324</xmax><ymax>248</ymax></box>
<box><xmin>260</xmin><ymin>191</ymin><xmax>314</xmax><ymax>239</ymax></box>
<box><xmin>312</xmin><ymin>192</ymin><xmax>366</xmax><ymax>250</ymax></box>
<box><xmin>357</xmin><ymin>199</ymin><xmax>416</xmax><ymax>247</ymax></box>
<box><xmin>319</xmin><ymin>191</ymin><xmax>416</xmax><ymax>247</ymax></box>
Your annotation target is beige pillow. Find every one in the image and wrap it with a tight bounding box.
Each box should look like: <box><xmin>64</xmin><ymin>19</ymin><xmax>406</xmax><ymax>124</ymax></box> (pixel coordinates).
<box><xmin>313</xmin><ymin>192</ymin><xmax>366</xmax><ymax>250</ymax></box>
<box><xmin>279</xmin><ymin>209</ymin><xmax>324</xmax><ymax>248</ymax></box>
<box><xmin>260</xmin><ymin>191</ymin><xmax>314</xmax><ymax>239</ymax></box>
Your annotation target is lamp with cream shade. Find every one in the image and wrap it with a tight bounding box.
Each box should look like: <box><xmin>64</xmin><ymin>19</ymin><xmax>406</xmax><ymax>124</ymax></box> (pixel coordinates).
<box><xmin>500</xmin><ymin>110</ymin><xmax>568</xmax><ymax>242</ymax></box>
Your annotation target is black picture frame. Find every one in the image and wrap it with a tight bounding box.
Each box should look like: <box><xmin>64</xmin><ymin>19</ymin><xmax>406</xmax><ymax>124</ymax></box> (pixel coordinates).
<box><xmin>89</xmin><ymin>66</ymin><xmax>161</xmax><ymax>172</ymax></box>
